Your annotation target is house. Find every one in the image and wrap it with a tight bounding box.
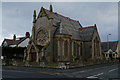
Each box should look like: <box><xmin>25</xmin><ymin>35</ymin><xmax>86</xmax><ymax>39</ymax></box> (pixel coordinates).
<box><xmin>2</xmin><ymin>32</ymin><xmax>30</xmax><ymax>60</ymax></box>
<box><xmin>26</xmin><ymin>5</ymin><xmax>102</xmax><ymax>63</ymax></box>
<box><xmin>101</xmin><ymin>41</ymin><xmax>120</xmax><ymax>60</ymax></box>
<box><xmin>2</xmin><ymin>32</ymin><xmax>30</xmax><ymax>47</ymax></box>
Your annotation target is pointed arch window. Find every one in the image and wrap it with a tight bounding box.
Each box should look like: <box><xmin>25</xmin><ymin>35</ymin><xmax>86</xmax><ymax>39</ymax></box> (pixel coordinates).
<box><xmin>64</xmin><ymin>40</ymin><xmax>68</xmax><ymax>56</ymax></box>
<box><xmin>80</xmin><ymin>43</ymin><xmax>82</xmax><ymax>56</ymax></box>
<box><xmin>77</xmin><ymin>43</ymin><xmax>79</xmax><ymax>57</ymax></box>
<box><xmin>59</xmin><ymin>38</ymin><xmax>63</xmax><ymax>57</ymax></box>
<box><xmin>74</xmin><ymin>42</ymin><xmax>76</xmax><ymax>56</ymax></box>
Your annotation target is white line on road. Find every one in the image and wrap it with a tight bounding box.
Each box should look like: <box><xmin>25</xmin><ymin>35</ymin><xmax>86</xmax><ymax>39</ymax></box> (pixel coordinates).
<box><xmin>87</xmin><ymin>76</ymin><xmax>98</xmax><ymax>78</ymax></box>
<box><xmin>87</xmin><ymin>73</ymin><xmax>104</xmax><ymax>78</ymax></box>
<box><xmin>108</xmin><ymin>68</ymin><xmax>118</xmax><ymax>73</ymax></box>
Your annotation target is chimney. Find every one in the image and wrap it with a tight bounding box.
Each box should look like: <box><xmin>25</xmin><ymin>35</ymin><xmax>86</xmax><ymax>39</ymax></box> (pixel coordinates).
<box><xmin>26</xmin><ymin>32</ymin><xmax>30</xmax><ymax>38</ymax></box>
<box><xmin>94</xmin><ymin>24</ymin><xmax>96</xmax><ymax>27</ymax></box>
<box><xmin>13</xmin><ymin>34</ymin><xmax>16</xmax><ymax>40</ymax></box>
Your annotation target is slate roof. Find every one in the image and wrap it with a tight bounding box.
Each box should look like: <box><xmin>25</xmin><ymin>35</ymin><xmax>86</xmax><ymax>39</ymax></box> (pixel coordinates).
<box><xmin>79</xmin><ymin>26</ymin><xmax>95</xmax><ymax>41</ymax></box>
<box><xmin>43</xmin><ymin>8</ymin><xmax>83</xmax><ymax>40</ymax></box>
<box><xmin>101</xmin><ymin>41</ymin><xmax>119</xmax><ymax>52</ymax></box>
<box><xmin>2</xmin><ymin>37</ymin><xmax>27</xmax><ymax>46</ymax></box>
<box><xmin>37</xmin><ymin>8</ymin><xmax>97</xmax><ymax>41</ymax></box>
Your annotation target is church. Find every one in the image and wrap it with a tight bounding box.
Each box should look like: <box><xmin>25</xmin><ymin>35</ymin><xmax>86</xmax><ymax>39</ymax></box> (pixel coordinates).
<box><xmin>26</xmin><ymin>5</ymin><xmax>102</xmax><ymax>63</ymax></box>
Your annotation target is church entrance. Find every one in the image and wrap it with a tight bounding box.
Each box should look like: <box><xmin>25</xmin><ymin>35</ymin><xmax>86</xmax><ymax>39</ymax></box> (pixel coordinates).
<box><xmin>30</xmin><ymin>52</ymin><xmax>36</xmax><ymax>62</ymax></box>
<box><xmin>30</xmin><ymin>46</ymin><xmax>36</xmax><ymax>62</ymax></box>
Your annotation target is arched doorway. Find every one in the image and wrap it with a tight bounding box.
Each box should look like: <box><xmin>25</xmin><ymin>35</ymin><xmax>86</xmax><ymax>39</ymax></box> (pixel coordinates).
<box><xmin>30</xmin><ymin>46</ymin><xmax>36</xmax><ymax>62</ymax></box>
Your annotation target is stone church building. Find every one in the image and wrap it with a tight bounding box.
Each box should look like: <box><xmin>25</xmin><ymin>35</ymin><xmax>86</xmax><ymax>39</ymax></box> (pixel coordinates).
<box><xmin>26</xmin><ymin>5</ymin><xmax>102</xmax><ymax>62</ymax></box>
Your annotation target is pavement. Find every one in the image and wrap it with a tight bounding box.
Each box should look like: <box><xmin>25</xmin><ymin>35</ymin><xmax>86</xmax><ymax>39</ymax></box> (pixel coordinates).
<box><xmin>2</xmin><ymin>61</ymin><xmax>120</xmax><ymax>80</ymax></box>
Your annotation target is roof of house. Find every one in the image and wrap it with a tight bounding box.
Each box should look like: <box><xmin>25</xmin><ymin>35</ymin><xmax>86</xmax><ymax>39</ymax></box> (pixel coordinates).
<box><xmin>39</xmin><ymin>8</ymin><xmax>96</xmax><ymax>41</ymax></box>
<box><xmin>101</xmin><ymin>41</ymin><xmax>119</xmax><ymax>52</ymax></box>
<box><xmin>3</xmin><ymin>37</ymin><xmax>27</xmax><ymax>46</ymax></box>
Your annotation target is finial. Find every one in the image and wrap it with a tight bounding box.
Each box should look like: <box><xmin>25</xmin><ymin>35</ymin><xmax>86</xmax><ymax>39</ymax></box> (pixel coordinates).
<box><xmin>33</xmin><ymin>10</ymin><xmax>36</xmax><ymax>23</ymax></box>
<box><xmin>33</xmin><ymin>10</ymin><xmax>36</xmax><ymax>17</ymax></box>
<box><xmin>50</xmin><ymin>4</ymin><xmax>53</xmax><ymax>12</ymax></box>
<box><xmin>49</xmin><ymin>5</ymin><xmax>53</xmax><ymax>19</ymax></box>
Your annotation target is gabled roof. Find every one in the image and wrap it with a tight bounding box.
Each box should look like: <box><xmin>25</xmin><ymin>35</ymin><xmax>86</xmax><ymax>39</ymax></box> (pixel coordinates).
<box><xmin>101</xmin><ymin>41</ymin><xmax>119</xmax><ymax>52</ymax></box>
<box><xmin>38</xmin><ymin>8</ymin><xmax>82</xmax><ymax>40</ymax></box>
<box><xmin>79</xmin><ymin>26</ymin><xmax>95</xmax><ymax>41</ymax></box>
<box><xmin>2</xmin><ymin>37</ymin><xmax>27</xmax><ymax>46</ymax></box>
<box><xmin>37</xmin><ymin>7</ymin><xmax>99</xmax><ymax>41</ymax></box>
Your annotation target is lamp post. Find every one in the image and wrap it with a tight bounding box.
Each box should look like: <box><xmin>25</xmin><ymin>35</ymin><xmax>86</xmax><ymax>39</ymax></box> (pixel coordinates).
<box><xmin>107</xmin><ymin>34</ymin><xmax>111</xmax><ymax>42</ymax></box>
<box><xmin>107</xmin><ymin>34</ymin><xmax>111</xmax><ymax>60</ymax></box>
<box><xmin>107</xmin><ymin>34</ymin><xmax>111</xmax><ymax>49</ymax></box>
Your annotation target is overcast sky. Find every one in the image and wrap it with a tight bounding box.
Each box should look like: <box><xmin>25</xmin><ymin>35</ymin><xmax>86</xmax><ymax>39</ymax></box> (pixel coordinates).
<box><xmin>1</xmin><ymin>2</ymin><xmax>118</xmax><ymax>45</ymax></box>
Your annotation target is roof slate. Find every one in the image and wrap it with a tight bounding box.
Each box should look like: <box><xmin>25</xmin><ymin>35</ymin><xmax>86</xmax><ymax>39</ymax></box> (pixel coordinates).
<box><xmin>37</xmin><ymin>8</ymin><xmax>97</xmax><ymax>41</ymax></box>
<box><xmin>101</xmin><ymin>41</ymin><xmax>118</xmax><ymax>52</ymax></box>
<box><xmin>44</xmin><ymin>9</ymin><xmax>82</xmax><ymax>40</ymax></box>
<box><xmin>79</xmin><ymin>26</ymin><xmax>95</xmax><ymax>41</ymax></box>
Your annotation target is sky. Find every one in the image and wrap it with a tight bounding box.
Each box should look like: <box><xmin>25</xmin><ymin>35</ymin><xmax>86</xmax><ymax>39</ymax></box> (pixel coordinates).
<box><xmin>1</xmin><ymin>2</ymin><xmax>118</xmax><ymax>45</ymax></box>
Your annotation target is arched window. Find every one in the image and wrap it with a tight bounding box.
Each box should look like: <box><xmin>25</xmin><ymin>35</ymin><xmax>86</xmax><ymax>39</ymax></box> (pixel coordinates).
<box><xmin>77</xmin><ymin>43</ymin><xmax>79</xmax><ymax>57</ymax></box>
<box><xmin>64</xmin><ymin>40</ymin><xmax>68</xmax><ymax>56</ymax></box>
<box><xmin>69</xmin><ymin>40</ymin><xmax>72</xmax><ymax>56</ymax></box>
<box><xmin>74</xmin><ymin>42</ymin><xmax>76</xmax><ymax>56</ymax></box>
<box><xmin>94</xmin><ymin>39</ymin><xmax>96</xmax><ymax>57</ymax></box>
<box><xmin>55</xmin><ymin>39</ymin><xmax>58</xmax><ymax>56</ymax></box>
<box><xmin>80</xmin><ymin>43</ymin><xmax>82</xmax><ymax>56</ymax></box>
<box><xmin>59</xmin><ymin>38</ymin><xmax>63</xmax><ymax>56</ymax></box>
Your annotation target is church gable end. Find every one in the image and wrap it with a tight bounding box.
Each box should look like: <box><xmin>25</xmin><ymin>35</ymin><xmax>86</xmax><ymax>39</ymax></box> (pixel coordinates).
<box><xmin>27</xmin><ymin>5</ymin><xmax>102</xmax><ymax>63</ymax></box>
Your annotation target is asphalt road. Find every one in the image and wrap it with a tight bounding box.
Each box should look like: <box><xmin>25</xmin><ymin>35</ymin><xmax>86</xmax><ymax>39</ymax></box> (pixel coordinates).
<box><xmin>2</xmin><ymin>70</ymin><xmax>64</xmax><ymax>78</ymax></box>
<box><xmin>2</xmin><ymin>62</ymin><xmax>120</xmax><ymax>80</ymax></box>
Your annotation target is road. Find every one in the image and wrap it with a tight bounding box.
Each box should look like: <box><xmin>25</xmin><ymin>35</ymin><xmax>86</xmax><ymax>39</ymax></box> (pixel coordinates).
<box><xmin>2</xmin><ymin>62</ymin><xmax>120</xmax><ymax>80</ymax></box>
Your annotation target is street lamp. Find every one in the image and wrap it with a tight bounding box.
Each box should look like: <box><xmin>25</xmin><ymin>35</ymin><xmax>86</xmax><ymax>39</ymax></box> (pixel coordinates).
<box><xmin>107</xmin><ymin>34</ymin><xmax>111</xmax><ymax>49</ymax></box>
<box><xmin>107</xmin><ymin>34</ymin><xmax>111</xmax><ymax>60</ymax></box>
<box><xmin>107</xmin><ymin>34</ymin><xmax>111</xmax><ymax>42</ymax></box>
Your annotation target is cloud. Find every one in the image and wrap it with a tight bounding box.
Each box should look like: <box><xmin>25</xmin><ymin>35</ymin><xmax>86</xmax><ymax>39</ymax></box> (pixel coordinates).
<box><xmin>1</xmin><ymin>0</ymin><xmax>120</xmax><ymax>2</ymax></box>
<box><xmin>0</xmin><ymin>2</ymin><xmax>2</xmax><ymax>45</ymax></box>
<box><xmin>52</xmin><ymin>2</ymin><xmax>118</xmax><ymax>41</ymax></box>
<box><xmin>1</xmin><ymin>2</ymin><xmax>118</xmax><ymax>45</ymax></box>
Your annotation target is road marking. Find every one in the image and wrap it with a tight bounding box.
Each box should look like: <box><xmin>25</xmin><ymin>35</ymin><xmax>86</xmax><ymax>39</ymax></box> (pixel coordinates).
<box><xmin>73</xmin><ymin>66</ymin><xmax>105</xmax><ymax>74</ymax></box>
<box><xmin>87</xmin><ymin>76</ymin><xmax>98</xmax><ymax>78</ymax></box>
<box><xmin>108</xmin><ymin>68</ymin><xmax>118</xmax><ymax>72</ymax></box>
<box><xmin>92</xmin><ymin>72</ymin><xmax>104</xmax><ymax>76</ymax></box>
<box><xmin>87</xmin><ymin>72</ymin><xmax>103</xmax><ymax>78</ymax></box>
<box><xmin>73</xmin><ymin>64</ymin><xmax>117</xmax><ymax>74</ymax></box>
